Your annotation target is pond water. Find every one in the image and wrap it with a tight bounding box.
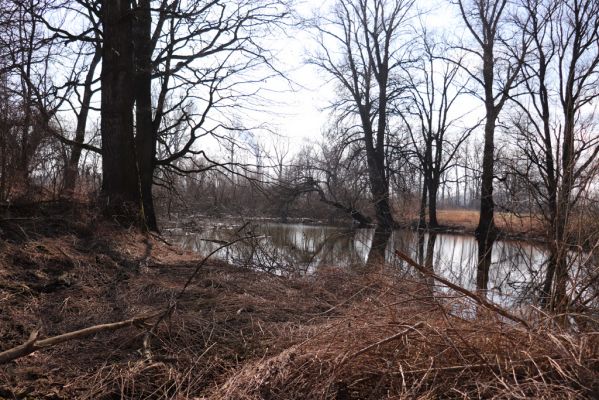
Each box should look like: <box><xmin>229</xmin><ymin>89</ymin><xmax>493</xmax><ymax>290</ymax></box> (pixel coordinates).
<box><xmin>166</xmin><ymin>221</ymin><xmax>550</xmax><ymax>305</ymax></box>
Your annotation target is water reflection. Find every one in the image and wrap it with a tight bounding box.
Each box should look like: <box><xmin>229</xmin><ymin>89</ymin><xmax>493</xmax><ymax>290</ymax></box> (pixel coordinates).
<box><xmin>167</xmin><ymin>221</ymin><xmax>548</xmax><ymax>305</ymax></box>
<box><xmin>366</xmin><ymin>228</ymin><xmax>392</xmax><ymax>266</ymax></box>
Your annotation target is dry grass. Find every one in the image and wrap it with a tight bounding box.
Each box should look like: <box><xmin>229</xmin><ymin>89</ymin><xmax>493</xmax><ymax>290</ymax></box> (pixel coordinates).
<box><xmin>404</xmin><ymin>208</ymin><xmax>599</xmax><ymax>244</ymax></box>
<box><xmin>0</xmin><ymin>207</ymin><xmax>598</xmax><ymax>399</ymax></box>
<box><xmin>0</xmin><ymin>210</ymin><xmax>359</xmax><ymax>398</ymax></box>
<box><xmin>398</xmin><ymin>207</ymin><xmax>543</xmax><ymax>236</ymax></box>
<box><xmin>434</xmin><ymin>209</ymin><xmax>542</xmax><ymax>236</ymax></box>
<box><xmin>214</xmin><ymin>272</ymin><xmax>599</xmax><ymax>399</ymax></box>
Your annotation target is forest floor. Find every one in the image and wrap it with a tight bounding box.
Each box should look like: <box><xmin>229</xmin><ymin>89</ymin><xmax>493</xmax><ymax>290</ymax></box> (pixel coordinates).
<box><xmin>0</xmin><ymin>204</ymin><xmax>598</xmax><ymax>399</ymax></box>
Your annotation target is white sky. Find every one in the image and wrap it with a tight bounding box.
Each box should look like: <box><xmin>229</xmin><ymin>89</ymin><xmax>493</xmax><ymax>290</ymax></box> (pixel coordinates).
<box><xmin>258</xmin><ymin>0</ymin><xmax>464</xmax><ymax>152</ymax></box>
<box><xmin>250</xmin><ymin>0</ymin><xmax>335</xmax><ymax>150</ymax></box>
<box><xmin>51</xmin><ymin>0</ymin><xmax>472</xmax><ymax>163</ymax></box>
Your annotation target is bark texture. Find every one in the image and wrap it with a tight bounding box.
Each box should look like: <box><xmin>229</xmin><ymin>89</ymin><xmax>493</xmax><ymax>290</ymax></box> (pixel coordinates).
<box><xmin>100</xmin><ymin>0</ymin><xmax>142</xmax><ymax>223</ymax></box>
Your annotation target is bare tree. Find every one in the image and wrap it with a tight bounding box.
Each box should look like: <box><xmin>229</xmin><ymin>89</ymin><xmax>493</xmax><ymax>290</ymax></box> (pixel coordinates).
<box><xmin>145</xmin><ymin>0</ymin><xmax>290</xmax><ymax>229</ymax></box>
<box><xmin>452</xmin><ymin>0</ymin><xmax>530</xmax><ymax>290</ymax></box>
<box><xmin>29</xmin><ymin>0</ymin><xmax>104</xmax><ymax>196</ymax></box>
<box><xmin>271</xmin><ymin>138</ymin><xmax>372</xmax><ymax>225</ymax></box>
<box><xmin>396</xmin><ymin>33</ymin><xmax>472</xmax><ymax>228</ymax></box>
<box><xmin>510</xmin><ymin>0</ymin><xmax>599</xmax><ymax>310</ymax></box>
<box><xmin>0</xmin><ymin>0</ymin><xmax>70</xmax><ymax>199</ymax></box>
<box><xmin>268</xmin><ymin>134</ymin><xmax>291</xmax><ymax>182</ymax></box>
<box><xmin>95</xmin><ymin>0</ymin><xmax>291</xmax><ymax>228</ymax></box>
<box><xmin>310</xmin><ymin>0</ymin><xmax>415</xmax><ymax>230</ymax></box>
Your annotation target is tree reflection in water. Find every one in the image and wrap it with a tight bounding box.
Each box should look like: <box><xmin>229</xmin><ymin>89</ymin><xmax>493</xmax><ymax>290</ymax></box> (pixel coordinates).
<box><xmin>366</xmin><ymin>228</ymin><xmax>392</xmax><ymax>266</ymax></box>
<box><xmin>169</xmin><ymin>221</ymin><xmax>549</xmax><ymax>306</ymax></box>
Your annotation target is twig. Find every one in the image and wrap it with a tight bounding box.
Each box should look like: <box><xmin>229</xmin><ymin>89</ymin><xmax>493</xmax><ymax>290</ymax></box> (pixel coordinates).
<box><xmin>394</xmin><ymin>250</ymin><xmax>531</xmax><ymax>330</ymax></box>
<box><xmin>150</xmin><ymin>232</ymin><xmax>173</xmax><ymax>246</ymax></box>
<box><xmin>347</xmin><ymin>322</ymin><xmax>424</xmax><ymax>361</ymax></box>
<box><xmin>307</xmin><ymin>282</ymin><xmax>375</xmax><ymax>322</ymax></box>
<box><xmin>0</xmin><ymin>313</ymin><xmax>159</xmax><ymax>364</ymax></box>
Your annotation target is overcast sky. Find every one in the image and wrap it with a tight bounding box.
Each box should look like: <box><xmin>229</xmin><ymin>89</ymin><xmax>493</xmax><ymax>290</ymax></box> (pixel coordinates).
<box><xmin>259</xmin><ymin>0</ymin><xmax>463</xmax><ymax>152</ymax></box>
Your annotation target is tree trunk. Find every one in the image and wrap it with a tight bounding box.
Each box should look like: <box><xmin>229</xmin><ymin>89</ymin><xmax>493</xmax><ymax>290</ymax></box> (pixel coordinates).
<box><xmin>547</xmin><ymin>118</ymin><xmax>575</xmax><ymax>311</ymax></box>
<box><xmin>475</xmin><ymin>116</ymin><xmax>498</xmax><ymax>291</ymax></box>
<box><xmin>428</xmin><ymin>178</ymin><xmax>439</xmax><ymax>228</ymax></box>
<box><xmin>0</xmin><ymin>112</ymin><xmax>7</xmax><ymax>201</ymax></box>
<box><xmin>133</xmin><ymin>0</ymin><xmax>158</xmax><ymax>231</ymax></box>
<box><xmin>365</xmin><ymin>146</ymin><xmax>394</xmax><ymax>230</ymax></box>
<box><xmin>100</xmin><ymin>0</ymin><xmax>142</xmax><ymax>223</ymax></box>
<box><xmin>543</xmin><ymin>209</ymin><xmax>569</xmax><ymax>311</ymax></box>
<box><xmin>418</xmin><ymin>177</ymin><xmax>428</xmax><ymax>229</ymax></box>
<box><xmin>455</xmin><ymin>169</ymin><xmax>461</xmax><ymax>207</ymax></box>
<box><xmin>366</xmin><ymin>228</ymin><xmax>391</xmax><ymax>266</ymax></box>
<box><xmin>538</xmin><ymin>58</ymin><xmax>558</xmax><ymax>307</ymax></box>
<box><xmin>372</xmin><ymin>172</ymin><xmax>394</xmax><ymax>229</ymax></box>
<box><xmin>18</xmin><ymin>11</ymin><xmax>35</xmax><ymax>192</ymax></box>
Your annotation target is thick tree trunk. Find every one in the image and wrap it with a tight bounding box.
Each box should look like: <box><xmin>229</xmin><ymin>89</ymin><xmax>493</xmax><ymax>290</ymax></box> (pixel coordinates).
<box><xmin>372</xmin><ymin>172</ymin><xmax>394</xmax><ymax>230</ymax></box>
<box><xmin>133</xmin><ymin>0</ymin><xmax>158</xmax><ymax>231</ymax></box>
<box><xmin>373</xmin><ymin>74</ymin><xmax>395</xmax><ymax>231</ymax></box>
<box><xmin>100</xmin><ymin>0</ymin><xmax>142</xmax><ymax>223</ymax></box>
<box><xmin>366</xmin><ymin>228</ymin><xmax>391</xmax><ymax>266</ymax></box>
<box><xmin>18</xmin><ymin>18</ymin><xmax>35</xmax><ymax>192</ymax></box>
<box><xmin>365</xmin><ymin>148</ymin><xmax>394</xmax><ymax>230</ymax></box>
<box><xmin>63</xmin><ymin>48</ymin><xmax>101</xmax><ymax>196</ymax></box>
<box><xmin>428</xmin><ymin>179</ymin><xmax>439</xmax><ymax>228</ymax></box>
<box><xmin>475</xmin><ymin>117</ymin><xmax>498</xmax><ymax>291</ymax></box>
<box><xmin>357</xmin><ymin>63</ymin><xmax>394</xmax><ymax>231</ymax></box>
<box><xmin>418</xmin><ymin>177</ymin><xmax>428</xmax><ymax>229</ymax></box>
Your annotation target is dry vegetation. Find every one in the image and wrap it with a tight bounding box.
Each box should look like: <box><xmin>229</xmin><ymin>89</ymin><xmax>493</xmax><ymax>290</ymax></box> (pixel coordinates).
<box><xmin>0</xmin><ymin>205</ymin><xmax>598</xmax><ymax>399</ymax></box>
<box><xmin>433</xmin><ymin>209</ymin><xmax>541</xmax><ymax>235</ymax></box>
<box><xmin>400</xmin><ymin>208</ymin><xmax>599</xmax><ymax>242</ymax></box>
<box><xmin>399</xmin><ymin>208</ymin><xmax>535</xmax><ymax>233</ymax></box>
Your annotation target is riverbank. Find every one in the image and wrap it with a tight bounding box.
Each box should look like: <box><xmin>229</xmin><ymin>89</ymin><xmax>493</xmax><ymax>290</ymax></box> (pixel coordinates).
<box><xmin>398</xmin><ymin>209</ymin><xmax>544</xmax><ymax>238</ymax></box>
<box><xmin>1</xmin><ymin>207</ymin><xmax>597</xmax><ymax>399</ymax></box>
<box><xmin>402</xmin><ymin>209</ymin><xmax>599</xmax><ymax>250</ymax></box>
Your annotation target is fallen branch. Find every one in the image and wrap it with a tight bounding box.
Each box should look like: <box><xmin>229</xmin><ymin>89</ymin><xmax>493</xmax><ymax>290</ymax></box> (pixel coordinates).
<box><xmin>0</xmin><ymin>313</ymin><xmax>158</xmax><ymax>364</ymax></box>
<box><xmin>394</xmin><ymin>250</ymin><xmax>531</xmax><ymax>330</ymax></box>
<box><xmin>348</xmin><ymin>322</ymin><xmax>424</xmax><ymax>361</ymax></box>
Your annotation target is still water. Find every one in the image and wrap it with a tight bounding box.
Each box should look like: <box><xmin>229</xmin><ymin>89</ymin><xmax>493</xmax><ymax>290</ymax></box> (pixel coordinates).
<box><xmin>167</xmin><ymin>221</ymin><xmax>549</xmax><ymax>305</ymax></box>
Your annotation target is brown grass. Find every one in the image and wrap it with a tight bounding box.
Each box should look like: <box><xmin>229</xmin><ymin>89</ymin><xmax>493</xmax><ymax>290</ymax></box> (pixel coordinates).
<box><xmin>0</xmin><ymin>207</ymin><xmax>598</xmax><ymax>399</ymax></box>
<box><xmin>435</xmin><ymin>209</ymin><xmax>543</xmax><ymax>235</ymax></box>
<box><xmin>397</xmin><ymin>207</ymin><xmax>544</xmax><ymax>236</ymax></box>
<box><xmin>403</xmin><ymin>208</ymin><xmax>599</xmax><ymax>245</ymax></box>
<box><xmin>214</xmin><ymin>273</ymin><xmax>599</xmax><ymax>399</ymax></box>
